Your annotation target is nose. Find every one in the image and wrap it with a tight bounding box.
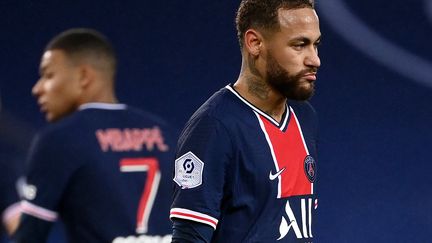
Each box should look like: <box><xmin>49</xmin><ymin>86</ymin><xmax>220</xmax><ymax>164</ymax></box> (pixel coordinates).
<box><xmin>305</xmin><ymin>48</ymin><xmax>321</xmax><ymax>69</ymax></box>
<box><xmin>32</xmin><ymin>79</ymin><xmax>43</xmax><ymax>97</ymax></box>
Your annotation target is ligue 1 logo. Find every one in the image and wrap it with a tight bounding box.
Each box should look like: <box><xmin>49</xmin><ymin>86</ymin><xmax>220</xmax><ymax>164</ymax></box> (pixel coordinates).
<box><xmin>183</xmin><ymin>158</ymin><xmax>195</xmax><ymax>173</ymax></box>
<box><xmin>303</xmin><ymin>155</ymin><xmax>316</xmax><ymax>183</ymax></box>
<box><xmin>174</xmin><ymin>151</ymin><xmax>204</xmax><ymax>189</ymax></box>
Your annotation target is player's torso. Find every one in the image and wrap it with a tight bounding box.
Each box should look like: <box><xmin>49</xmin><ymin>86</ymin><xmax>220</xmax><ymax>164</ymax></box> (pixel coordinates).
<box><xmin>57</xmin><ymin>106</ymin><xmax>174</xmax><ymax>242</ymax></box>
<box><xmin>214</xmin><ymin>87</ymin><xmax>318</xmax><ymax>242</ymax></box>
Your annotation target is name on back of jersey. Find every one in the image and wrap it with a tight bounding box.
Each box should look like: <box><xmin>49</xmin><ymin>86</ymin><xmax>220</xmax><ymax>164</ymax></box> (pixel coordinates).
<box><xmin>95</xmin><ymin>127</ymin><xmax>168</xmax><ymax>152</ymax></box>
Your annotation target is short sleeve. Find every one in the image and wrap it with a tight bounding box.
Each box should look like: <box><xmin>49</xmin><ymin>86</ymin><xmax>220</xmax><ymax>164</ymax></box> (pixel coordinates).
<box><xmin>21</xmin><ymin>130</ymin><xmax>79</xmax><ymax>222</ymax></box>
<box><xmin>170</xmin><ymin>114</ymin><xmax>233</xmax><ymax>230</ymax></box>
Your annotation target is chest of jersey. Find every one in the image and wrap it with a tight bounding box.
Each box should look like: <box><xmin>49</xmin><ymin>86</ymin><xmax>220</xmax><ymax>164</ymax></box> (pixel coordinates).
<box><xmin>227</xmin><ymin>107</ymin><xmax>316</xmax><ymax>200</ymax></box>
<box><xmin>217</xmin><ymin>107</ymin><xmax>318</xmax><ymax>241</ymax></box>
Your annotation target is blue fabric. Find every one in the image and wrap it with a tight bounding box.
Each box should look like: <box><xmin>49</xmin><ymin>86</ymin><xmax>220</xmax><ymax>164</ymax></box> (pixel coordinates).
<box><xmin>18</xmin><ymin>105</ymin><xmax>176</xmax><ymax>242</ymax></box>
<box><xmin>171</xmin><ymin>85</ymin><xmax>318</xmax><ymax>242</ymax></box>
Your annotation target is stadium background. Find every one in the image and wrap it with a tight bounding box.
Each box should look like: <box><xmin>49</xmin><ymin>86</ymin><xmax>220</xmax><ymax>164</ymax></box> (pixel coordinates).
<box><xmin>1</xmin><ymin>0</ymin><xmax>431</xmax><ymax>242</ymax></box>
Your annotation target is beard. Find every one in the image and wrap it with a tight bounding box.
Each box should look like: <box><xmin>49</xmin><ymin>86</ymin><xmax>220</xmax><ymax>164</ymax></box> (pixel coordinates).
<box><xmin>266</xmin><ymin>52</ymin><xmax>316</xmax><ymax>101</ymax></box>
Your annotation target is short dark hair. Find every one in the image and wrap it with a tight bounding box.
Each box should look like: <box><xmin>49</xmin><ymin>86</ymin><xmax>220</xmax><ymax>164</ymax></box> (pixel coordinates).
<box><xmin>235</xmin><ymin>0</ymin><xmax>314</xmax><ymax>48</ymax></box>
<box><xmin>45</xmin><ymin>28</ymin><xmax>117</xmax><ymax>78</ymax></box>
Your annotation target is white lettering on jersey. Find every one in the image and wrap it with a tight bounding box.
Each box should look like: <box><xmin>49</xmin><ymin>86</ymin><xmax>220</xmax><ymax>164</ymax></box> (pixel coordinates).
<box><xmin>278</xmin><ymin>199</ymin><xmax>316</xmax><ymax>240</ymax></box>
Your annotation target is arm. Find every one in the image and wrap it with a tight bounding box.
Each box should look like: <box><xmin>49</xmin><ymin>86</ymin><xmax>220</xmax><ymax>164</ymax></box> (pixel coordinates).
<box><xmin>13</xmin><ymin>213</ymin><xmax>53</xmax><ymax>243</ymax></box>
<box><xmin>170</xmin><ymin>114</ymin><xmax>232</xmax><ymax>241</ymax></box>
<box><xmin>171</xmin><ymin>218</ymin><xmax>213</xmax><ymax>243</ymax></box>
<box><xmin>13</xmin><ymin>131</ymin><xmax>69</xmax><ymax>242</ymax></box>
<box><xmin>2</xmin><ymin>202</ymin><xmax>21</xmax><ymax>235</ymax></box>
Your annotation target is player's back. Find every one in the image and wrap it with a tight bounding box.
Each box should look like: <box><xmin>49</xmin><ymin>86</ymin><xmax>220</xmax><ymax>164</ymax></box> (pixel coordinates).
<box><xmin>22</xmin><ymin>103</ymin><xmax>175</xmax><ymax>243</ymax></box>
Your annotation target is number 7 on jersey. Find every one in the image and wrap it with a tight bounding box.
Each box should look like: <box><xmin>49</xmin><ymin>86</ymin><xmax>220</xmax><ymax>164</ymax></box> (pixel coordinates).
<box><xmin>120</xmin><ymin>157</ymin><xmax>160</xmax><ymax>234</ymax></box>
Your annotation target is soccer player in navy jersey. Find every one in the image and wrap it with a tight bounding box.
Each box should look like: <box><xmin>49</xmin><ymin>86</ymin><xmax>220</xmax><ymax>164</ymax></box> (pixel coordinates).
<box><xmin>13</xmin><ymin>28</ymin><xmax>175</xmax><ymax>243</ymax></box>
<box><xmin>170</xmin><ymin>0</ymin><xmax>321</xmax><ymax>242</ymax></box>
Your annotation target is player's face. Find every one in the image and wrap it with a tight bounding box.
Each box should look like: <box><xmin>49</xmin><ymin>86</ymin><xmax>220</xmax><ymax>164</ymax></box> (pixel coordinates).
<box><xmin>32</xmin><ymin>50</ymin><xmax>82</xmax><ymax>122</ymax></box>
<box><xmin>264</xmin><ymin>8</ymin><xmax>321</xmax><ymax>100</ymax></box>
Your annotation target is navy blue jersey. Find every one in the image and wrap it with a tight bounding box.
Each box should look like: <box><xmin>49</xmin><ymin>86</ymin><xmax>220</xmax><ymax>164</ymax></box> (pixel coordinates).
<box><xmin>18</xmin><ymin>103</ymin><xmax>175</xmax><ymax>243</ymax></box>
<box><xmin>171</xmin><ymin>85</ymin><xmax>318</xmax><ymax>242</ymax></box>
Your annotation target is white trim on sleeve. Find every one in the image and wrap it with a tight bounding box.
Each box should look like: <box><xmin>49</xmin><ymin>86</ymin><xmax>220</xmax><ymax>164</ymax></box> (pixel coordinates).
<box><xmin>21</xmin><ymin>201</ymin><xmax>58</xmax><ymax>222</ymax></box>
<box><xmin>170</xmin><ymin>208</ymin><xmax>218</xmax><ymax>230</ymax></box>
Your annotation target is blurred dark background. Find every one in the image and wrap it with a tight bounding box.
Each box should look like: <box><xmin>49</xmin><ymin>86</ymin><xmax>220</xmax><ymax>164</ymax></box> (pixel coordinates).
<box><xmin>1</xmin><ymin>0</ymin><xmax>431</xmax><ymax>242</ymax></box>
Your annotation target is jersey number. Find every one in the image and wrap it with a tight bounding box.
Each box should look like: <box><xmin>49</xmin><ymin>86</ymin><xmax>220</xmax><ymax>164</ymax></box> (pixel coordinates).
<box><xmin>120</xmin><ymin>158</ymin><xmax>160</xmax><ymax>234</ymax></box>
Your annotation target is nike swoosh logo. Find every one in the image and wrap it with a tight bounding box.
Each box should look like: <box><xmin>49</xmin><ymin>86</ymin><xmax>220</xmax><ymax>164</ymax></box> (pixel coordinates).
<box><xmin>269</xmin><ymin>167</ymin><xmax>286</xmax><ymax>180</ymax></box>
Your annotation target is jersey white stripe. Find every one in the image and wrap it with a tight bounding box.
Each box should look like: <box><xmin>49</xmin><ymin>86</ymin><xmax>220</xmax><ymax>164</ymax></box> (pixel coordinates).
<box><xmin>226</xmin><ymin>85</ymin><xmax>289</xmax><ymax>130</ymax></box>
<box><xmin>279</xmin><ymin>107</ymin><xmax>290</xmax><ymax>131</ymax></box>
<box><xmin>289</xmin><ymin>107</ymin><xmax>314</xmax><ymax>194</ymax></box>
<box><xmin>21</xmin><ymin>201</ymin><xmax>58</xmax><ymax>222</ymax></box>
<box><xmin>170</xmin><ymin>208</ymin><xmax>218</xmax><ymax>230</ymax></box>
<box><xmin>120</xmin><ymin>165</ymin><xmax>149</xmax><ymax>172</ymax></box>
<box><xmin>254</xmin><ymin>111</ymin><xmax>282</xmax><ymax>198</ymax></box>
<box><xmin>289</xmin><ymin>107</ymin><xmax>309</xmax><ymax>155</ymax></box>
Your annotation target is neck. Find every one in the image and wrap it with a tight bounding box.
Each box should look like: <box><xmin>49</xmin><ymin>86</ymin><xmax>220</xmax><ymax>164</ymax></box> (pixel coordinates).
<box><xmin>234</xmin><ymin>59</ymin><xmax>287</xmax><ymax>122</ymax></box>
<box><xmin>79</xmin><ymin>85</ymin><xmax>118</xmax><ymax>106</ymax></box>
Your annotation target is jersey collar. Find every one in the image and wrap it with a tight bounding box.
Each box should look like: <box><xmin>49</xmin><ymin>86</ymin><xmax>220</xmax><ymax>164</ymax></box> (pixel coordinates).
<box><xmin>225</xmin><ymin>84</ymin><xmax>289</xmax><ymax>130</ymax></box>
<box><xmin>78</xmin><ymin>103</ymin><xmax>127</xmax><ymax>111</ymax></box>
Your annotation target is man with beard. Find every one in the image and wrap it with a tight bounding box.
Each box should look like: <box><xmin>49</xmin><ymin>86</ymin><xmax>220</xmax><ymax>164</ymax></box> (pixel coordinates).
<box><xmin>170</xmin><ymin>0</ymin><xmax>321</xmax><ymax>242</ymax></box>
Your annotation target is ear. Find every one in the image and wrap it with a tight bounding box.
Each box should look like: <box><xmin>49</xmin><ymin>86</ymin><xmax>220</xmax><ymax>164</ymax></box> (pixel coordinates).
<box><xmin>77</xmin><ymin>64</ymin><xmax>94</xmax><ymax>89</ymax></box>
<box><xmin>244</xmin><ymin>29</ymin><xmax>263</xmax><ymax>57</ymax></box>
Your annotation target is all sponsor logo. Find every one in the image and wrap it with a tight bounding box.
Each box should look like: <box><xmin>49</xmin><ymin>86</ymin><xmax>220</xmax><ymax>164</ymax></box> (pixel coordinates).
<box><xmin>278</xmin><ymin>198</ymin><xmax>318</xmax><ymax>240</ymax></box>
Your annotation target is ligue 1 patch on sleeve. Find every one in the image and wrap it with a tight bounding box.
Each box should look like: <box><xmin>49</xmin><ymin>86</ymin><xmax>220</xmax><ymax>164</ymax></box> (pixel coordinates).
<box><xmin>173</xmin><ymin>151</ymin><xmax>204</xmax><ymax>189</ymax></box>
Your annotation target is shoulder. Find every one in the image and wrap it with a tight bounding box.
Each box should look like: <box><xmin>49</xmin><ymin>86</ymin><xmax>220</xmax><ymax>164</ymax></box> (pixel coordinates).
<box><xmin>29</xmin><ymin>111</ymin><xmax>93</xmax><ymax>155</ymax></box>
<box><xmin>124</xmin><ymin>106</ymin><xmax>179</xmax><ymax>143</ymax></box>
<box><xmin>125</xmin><ymin>106</ymin><xmax>172</xmax><ymax>127</ymax></box>
<box><xmin>36</xmin><ymin>111</ymin><xmax>83</xmax><ymax>137</ymax></box>
<box><xmin>189</xmin><ymin>86</ymin><xmax>251</xmax><ymax>124</ymax></box>
<box><xmin>33</xmin><ymin>119</ymin><xmax>73</xmax><ymax>143</ymax></box>
<box><xmin>177</xmin><ymin>87</ymin><xmax>239</xmax><ymax>145</ymax></box>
